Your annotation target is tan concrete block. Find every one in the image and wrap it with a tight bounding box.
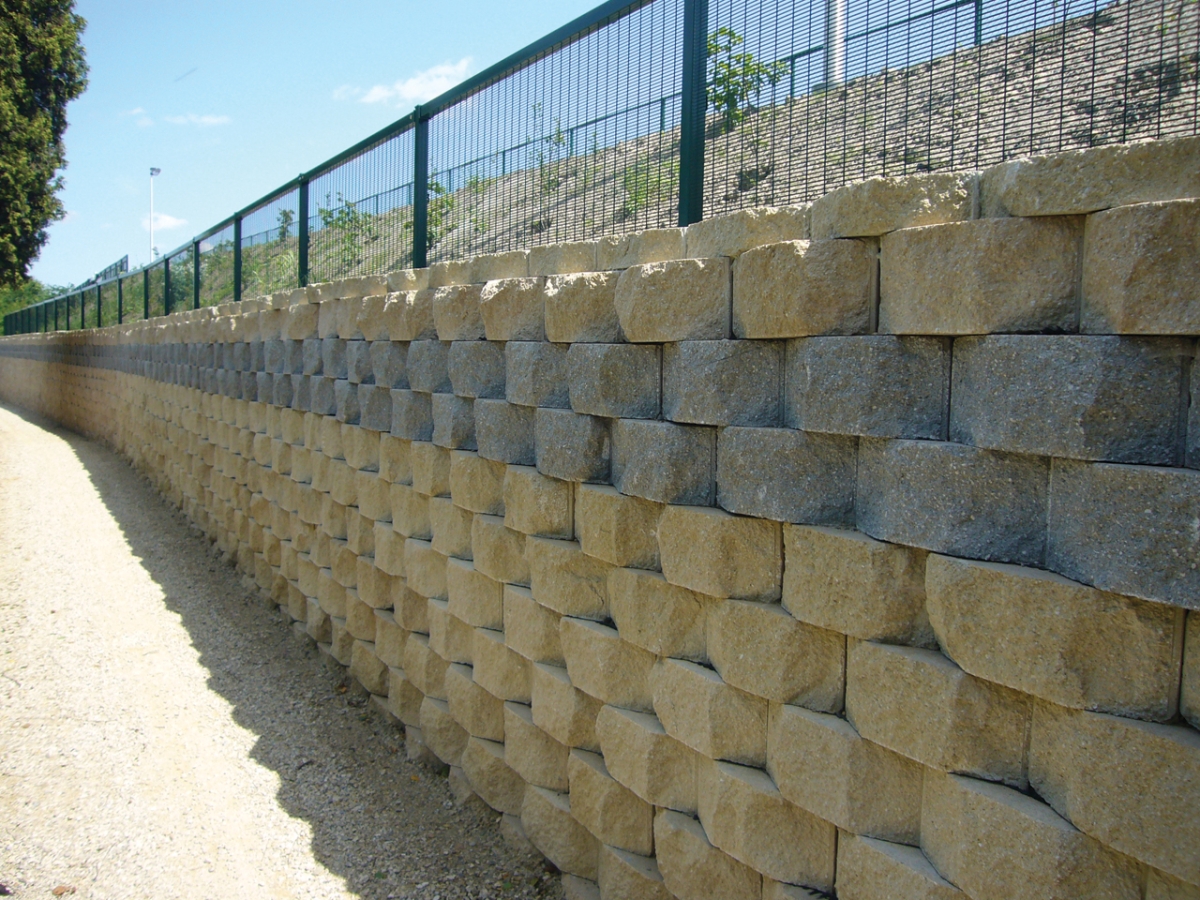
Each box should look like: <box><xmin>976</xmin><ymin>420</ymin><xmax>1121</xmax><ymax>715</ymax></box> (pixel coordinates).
<box><xmin>327</xmin><ymin>459</ymin><xmax>358</xmax><ymax>506</ymax></box>
<box><xmin>427</xmin><ymin>598</ymin><xmax>473</xmax><ymax>664</ymax></box>
<box><xmin>575</xmin><ymin>484</ymin><xmax>661</xmax><ymax>569</ymax></box>
<box><xmin>444</xmin><ymin>662</ymin><xmax>505</xmax><ymax>741</ymax></box>
<box><xmin>880</xmin><ymin>217</ymin><xmax>1082</xmax><ymax>334</ymax></box>
<box><xmin>561</xmin><ymin>618</ymin><xmax>655</xmax><ymax>710</ymax></box>
<box><xmin>927</xmin><ymin>554</ymin><xmax>1184</xmax><ymax>719</ymax></box>
<box><xmin>331</xmin><ymin>538</ymin><xmax>360</xmax><ymax>588</ymax></box>
<box><xmin>596</xmin><ymin>705</ymin><xmax>697</xmax><ymax>812</ymax></box>
<box><xmin>480</xmin><ymin>277</ymin><xmax>546</xmax><ymax>341</ymax></box>
<box><xmin>374</xmin><ymin>609</ymin><xmax>407</xmax><ymax>667</ymax></box>
<box><xmin>346</xmin><ymin>589</ymin><xmax>375</xmax><ymax>640</ymax></box>
<box><xmin>394</xmin><ymin>582</ymin><xmax>430</xmax><ymax>634</ymax></box>
<box><xmin>317</xmin><ymin>568</ymin><xmax>347</xmax><ymax>617</ymax></box>
<box><xmin>411</xmin><ymin>440</ymin><xmax>451</xmax><ymax>496</ymax></box>
<box><xmin>342</xmin><ymin>424</ymin><xmax>379</xmax><ymax>471</ymax></box>
<box><xmin>687</xmin><ymin>206</ymin><xmax>810</xmax><ymax>258</ymax></box>
<box><xmin>504</xmin><ymin>465</ymin><xmax>573</xmax><ymax>537</ymax></box>
<box><xmin>374</xmin><ymin>522</ymin><xmax>407</xmax><ymax>577</ymax></box>
<box><xmin>449</xmin><ymin>450</ymin><xmax>505</xmax><ymax>515</ymax></box>
<box><xmin>472</xmin><ymin>514</ymin><xmax>530</xmax><ymax>586</ymax></box>
<box><xmin>390</xmin><ymin>483</ymin><xmax>431</xmax><ymax>539</ymax></box>
<box><xmin>562</xmin><ymin>875</ymin><xmax>599</xmax><ymax>900</ymax></box>
<box><xmin>708</xmin><ymin>599</ymin><xmax>844</xmax><ymax>710</ymax></box>
<box><xmin>386</xmin><ymin>666</ymin><xmax>424</xmax><ymax>726</ymax></box>
<box><xmin>812</xmin><ymin>173</ymin><xmax>974</xmax><ymax>239</ymax></box>
<box><xmin>461</xmin><ymin>736</ymin><xmax>525</xmax><ymax>815</ymax></box>
<box><xmin>597</xmin><ymin>228</ymin><xmax>686</xmax><ymax>270</ymax></box>
<box><xmin>432</xmin><ymin>284</ymin><xmax>485</xmax><ymax>341</ymax></box>
<box><xmin>355</xmin><ymin>470</ymin><xmax>389</xmax><ymax>521</ymax></box>
<box><xmin>653</xmin><ymin>658</ymin><xmax>767</xmax><ymax>766</ymax></box>
<box><xmin>568</xmin><ymin>748</ymin><xmax>654</xmax><ymax>856</ymax></box>
<box><xmin>697</xmin><ymin>757</ymin><xmax>836</xmax><ymax>890</ymax></box>
<box><xmin>429</xmin><ymin>496</ymin><xmax>474</xmax><ymax>560</ymax></box>
<box><xmin>659</xmin><ymin>505</ymin><xmax>781</xmax><ymax>600</ymax></box>
<box><xmin>404</xmin><ymin>539</ymin><xmax>447</xmax><ymax>599</ymax></box>
<box><xmin>768</xmin><ymin>703</ymin><xmax>923</xmax><ymax>844</ymax></box>
<box><xmin>1185</xmin><ymin>612</ymin><xmax>1200</xmax><ymax>731</ymax></box>
<box><xmin>379</xmin><ymin>434</ymin><xmax>412</xmax><ymax>484</ymax></box>
<box><xmin>404</xmin><ymin>633</ymin><xmax>448</xmax><ymax>699</ymax></box>
<box><xmin>356</xmin><ymin>558</ymin><xmax>394</xmax><ymax>608</ymax></box>
<box><xmin>598</xmin><ymin>845</ymin><xmax>672</xmax><ymax>900</ymax></box>
<box><xmin>529</xmin><ymin>241</ymin><xmax>598</xmax><ymax>277</ymax></box>
<box><xmin>783</xmin><ymin>525</ymin><xmax>931</xmax><ymax>646</ymax></box>
<box><xmin>419</xmin><ymin>695</ymin><xmax>468</xmax><ymax>766</ymax></box>
<box><xmin>504</xmin><ymin>585</ymin><xmax>564</xmax><ymax>664</ymax></box>
<box><xmin>615</xmin><ymin>258</ymin><xmax>730</xmax><ymax>342</ymax></box>
<box><xmin>472</xmin><ymin>626</ymin><xmax>532</xmax><ymax>702</ymax></box>
<box><xmin>446</xmin><ymin>558</ymin><xmax>504</xmax><ymax>628</ymax></box>
<box><xmin>654</xmin><ymin>809</ymin><xmax>761</xmax><ymax>900</ymax></box>
<box><xmin>1029</xmin><ymin>702</ymin><xmax>1200</xmax><ymax>884</ymax></box>
<box><xmin>608</xmin><ymin>567</ymin><xmax>709</xmax><ymax>660</ymax></box>
<box><xmin>532</xmin><ymin>663</ymin><xmax>602</xmax><ymax>750</ymax></box>
<box><xmin>732</xmin><ymin>238</ymin><xmax>873</xmax><ymax>338</ymax></box>
<box><xmin>921</xmin><ymin>771</ymin><xmax>1141</xmax><ymax>900</ymax></box>
<box><xmin>527</xmin><ymin>537</ymin><xmax>611</xmax><ymax>619</ymax></box>
<box><xmin>1148</xmin><ymin>869</ymin><xmax>1200</xmax><ymax>900</ymax></box>
<box><xmin>346</xmin><ymin>510</ymin><xmax>375</xmax><ymax>558</ymax></box>
<box><xmin>504</xmin><ymin>700</ymin><xmax>569</xmax><ymax>790</ymax></box>
<box><xmin>522</xmin><ymin>784</ymin><xmax>600</xmax><ymax>880</ymax></box>
<box><xmin>544</xmin><ymin>272</ymin><xmax>623</xmax><ymax>343</ymax></box>
<box><xmin>1081</xmin><ymin>199</ymin><xmax>1200</xmax><ymax>334</ymax></box>
<box><xmin>351</xmin><ymin>639</ymin><xmax>388</xmax><ymax>695</ymax></box>
<box><xmin>835</xmin><ymin>833</ymin><xmax>963</xmax><ymax>900</ymax></box>
<box><xmin>846</xmin><ymin>641</ymin><xmax>1031</xmax><ymax>787</ymax></box>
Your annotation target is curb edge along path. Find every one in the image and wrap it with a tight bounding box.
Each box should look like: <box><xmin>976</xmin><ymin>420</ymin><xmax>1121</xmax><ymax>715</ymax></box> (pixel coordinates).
<box><xmin>0</xmin><ymin>403</ymin><xmax>561</xmax><ymax>900</ymax></box>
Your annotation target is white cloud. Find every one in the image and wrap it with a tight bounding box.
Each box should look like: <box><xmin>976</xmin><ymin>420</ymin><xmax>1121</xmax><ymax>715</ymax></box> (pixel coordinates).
<box><xmin>141</xmin><ymin>212</ymin><xmax>188</xmax><ymax>232</ymax></box>
<box><xmin>61</xmin><ymin>210</ymin><xmax>79</xmax><ymax>223</ymax></box>
<box><xmin>120</xmin><ymin>107</ymin><xmax>154</xmax><ymax>127</ymax></box>
<box><xmin>340</xmin><ymin>58</ymin><xmax>473</xmax><ymax>107</ymax></box>
<box><xmin>164</xmin><ymin>113</ymin><xmax>231</xmax><ymax>126</ymax></box>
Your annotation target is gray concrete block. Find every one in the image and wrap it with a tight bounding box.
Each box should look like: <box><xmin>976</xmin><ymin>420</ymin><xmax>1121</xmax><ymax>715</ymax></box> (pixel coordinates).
<box><xmin>250</xmin><ymin>341</ymin><xmax>265</xmax><ymax>372</ymax></box>
<box><xmin>286</xmin><ymin>339</ymin><xmax>304</xmax><ymax>374</ymax></box>
<box><xmin>612</xmin><ymin>419</ymin><xmax>715</xmax><ymax>505</ymax></box>
<box><xmin>256</xmin><ymin>372</ymin><xmax>274</xmax><ymax>403</ymax></box>
<box><xmin>370</xmin><ymin>340</ymin><xmax>409</xmax><ymax>389</ymax></box>
<box><xmin>293</xmin><ymin>374</ymin><xmax>312</xmax><ymax>411</ymax></box>
<box><xmin>322</xmin><ymin>338</ymin><xmax>348</xmax><ymax>379</ymax></box>
<box><xmin>476</xmin><ymin>399</ymin><xmax>536</xmax><ymax>465</ymax></box>
<box><xmin>432</xmin><ymin>393</ymin><xmax>476</xmax><ymax>450</ymax></box>
<box><xmin>310</xmin><ymin>375</ymin><xmax>336</xmax><ymax>415</ymax></box>
<box><xmin>237</xmin><ymin>371</ymin><xmax>254</xmax><ymax>401</ymax></box>
<box><xmin>717</xmin><ymin>426</ymin><xmax>856</xmax><ymax>524</ymax></box>
<box><xmin>346</xmin><ymin>339</ymin><xmax>374</xmax><ymax>384</ymax></box>
<box><xmin>391</xmin><ymin>389</ymin><xmax>433</xmax><ymax>441</ymax></box>
<box><xmin>506</xmin><ymin>342</ymin><xmax>570</xmax><ymax>409</ymax></box>
<box><xmin>1190</xmin><ymin>359</ymin><xmax>1199</xmax><ymax>470</ymax></box>
<box><xmin>567</xmin><ymin>344</ymin><xmax>661</xmax><ymax>418</ymax></box>
<box><xmin>788</xmin><ymin>336</ymin><xmax>949</xmax><ymax>439</ymax></box>
<box><xmin>265</xmin><ymin>339</ymin><xmax>287</xmax><ymax>373</ymax></box>
<box><xmin>408</xmin><ymin>340</ymin><xmax>452</xmax><ymax>394</ymax></box>
<box><xmin>302</xmin><ymin>338</ymin><xmax>323</xmax><ymax>375</ymax></box>
<box><xmin>359</xmin><ymin>383</ymin><xmax>393</xmax><ymax>432</ymax></box>
<box><xmin>535</xmin><ymin>408</ymin><xmax>611</xmax><ymax>483</ymax></box>
<box><xmin>1047</xmin><ymin>459</ymin><xmax>1200</xmax><ymax>610</ymax></box>
<box><xmin>856</xmin><ymin>439</ymin><xmax>1049</xmax><ymax>566</ymax></box>
<box><xmin>272</xmin><ymin>373</ymin><xmax>294</xmax><ymax>408</ymax></box>
<box><xmin>449</xmin><ymin>340</ymin><xmax>506</xmax><ymax>399</ymax></box>
<box><xmin>335</xmin><ymin>378</ymin><xmax>361</xmax><ymax>424</ymax></box>
<box><xmin>664</xmin><ymin>340</ymin><xmax>782</xmax><ymax>427</ymax></box>
<box><xmin>950</xmin><ymin>335</ymin><xmax>1188</xmax><ymax>464</ymax></box>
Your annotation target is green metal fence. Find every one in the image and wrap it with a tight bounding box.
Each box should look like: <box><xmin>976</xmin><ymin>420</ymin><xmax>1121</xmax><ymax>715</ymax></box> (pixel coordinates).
<box><xmin>6</xmin><ymin>0</ymin><xmax>1198</xmax><ymax>334</ymax></box>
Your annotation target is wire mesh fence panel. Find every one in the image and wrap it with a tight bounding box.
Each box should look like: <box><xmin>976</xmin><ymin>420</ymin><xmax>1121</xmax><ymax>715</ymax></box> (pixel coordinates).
<box><xmin>120</xmin><ymin>275</ymin><xmax>142</xmax><ymax>322</ymax></box>
<box><xmin>427</xmin><ymin>0</ymin><xmax>685</xmax><ymax>263</ymax></box>
<box><xmin>308</xmin><ymin>130</ymin><xmax>415</xmax><ymax>283</ymax></box>
<box><xmin>199</xmin><ymin>222</ymin><xmax>237</xmax><ymax>308</ymax></box>
<box><xmin>167</xmin><ymin>247</ymin><xmax>194</xmax><ymax>312</ymax></box>
<box><xmin>147</xmin><ymin>265</ymin><xmax>166</xmax><ymax>318</ymax></box>
<box><xmin>240</xmin><ymin>188</ymin><xmax>300</xmax><ymax>298</ymax></box>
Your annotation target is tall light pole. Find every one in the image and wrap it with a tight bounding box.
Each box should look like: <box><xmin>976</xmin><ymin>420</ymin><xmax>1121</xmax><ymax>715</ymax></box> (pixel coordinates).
<box><xmin>149</xmin><ymin>167</ymin><xmax>161</xmax><ymax>260</ymax></box>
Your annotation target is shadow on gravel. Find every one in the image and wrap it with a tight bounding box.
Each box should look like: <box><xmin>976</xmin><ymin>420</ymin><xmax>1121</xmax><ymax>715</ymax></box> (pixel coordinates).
<box><xmin>1</xmin><ymin>404</ymin><xmax>560</xmax><ymax>900</ymax></box>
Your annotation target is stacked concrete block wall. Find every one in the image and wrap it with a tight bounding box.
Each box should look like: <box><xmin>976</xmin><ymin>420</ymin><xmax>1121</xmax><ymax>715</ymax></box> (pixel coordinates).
<box><xmin>2</xmin><ymin>135</ymin><xmax>1199</xmax><ymax>900</ymax></box>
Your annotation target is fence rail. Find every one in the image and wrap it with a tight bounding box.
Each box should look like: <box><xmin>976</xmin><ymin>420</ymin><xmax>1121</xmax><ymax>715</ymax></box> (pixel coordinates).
<box><xmin>6</xmin><ymin>0</ymin><xmax>1198</xmax><ymax>335</ymax></box>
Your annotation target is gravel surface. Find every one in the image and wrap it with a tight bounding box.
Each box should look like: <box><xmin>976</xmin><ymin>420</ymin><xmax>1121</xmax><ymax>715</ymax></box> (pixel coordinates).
<box><xmin>0</xmin><ymin>402</ymin><xmax>562</xmax><ymax>900</ymax></box>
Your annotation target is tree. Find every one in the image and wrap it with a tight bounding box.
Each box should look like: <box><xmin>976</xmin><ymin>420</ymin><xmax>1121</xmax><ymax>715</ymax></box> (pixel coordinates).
<box><xmin>0</xmin><ymin>1</ymin><xmax>88</xmax><ymax>288</ymax></box>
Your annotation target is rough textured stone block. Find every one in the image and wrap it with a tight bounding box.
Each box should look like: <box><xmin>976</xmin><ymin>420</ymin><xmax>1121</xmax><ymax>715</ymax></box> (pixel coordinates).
<box><xmin>391</xmin><ymin>483</ymin><xmax>431</xmax><ymax>539</ymax></box>
<box><xmin>504</xmin><ymin>701</ymin><xmax>569</xmax><ymax>791</ymax></box>
<box><xmin>445</xmin><ymin>662</ymin><xmax>505</xmax><ymax>741</ymax></box>
<box><xmin>345</xmin><ymin>339</ymin><xmax>373</xmax><ymax>383</ymax></box>
<box><xmin>1191</xmin><ymin>360</ymin><xmax>1200</xmax><ymax>471</ymax></box>
<box><xmin>504</xmin><ymin>585</ymin><xmax>564</xmax><ymax>664</ymax></box>
<box><xmin>567</xmin><ymin>343</ymin><xmax>660</xmax><ymax>418</ymax></box>
<box><xmin>836</xmin><ymin>833</ymin><xmax>964</xmax><ymax>900</ymax></box>
<box><xmin>374</xmin><ymin>608</ymin><xmax>406</xmax><ymax>666</ymax></box>
<box><xmin>529</xmin><ymin>241</ymin><xmax>597</xmax><ymax>276</ymax></box>
<box><xmin>390</xmin><ymin>389</ymin><xmax>433</xmax><ymax>441</ymax></box>
<box><xmin>404</xmin><ymin>538</ymin><xmax>447</xmax><ymax>600</ymax></box>
<box><xmin>1147</xmin><ymin>869</ymin><xmax>1200</xmax><ymax>900</ymax></box>
<box><xmin>568</xmin><ymin>749</ymin><xmax>654</xmax><ymax>855</ymax></box>
<box><xmin>659</xmin><ymin>504</ymin><xmax>781</xmax><ymax>600</ymax></box>
<box><xmin>1047</xmin><ymin>460</ymin><xmax>1200</xmax><ymax>609</ymax></box>
<box><xmin>431</xmin><ymin>393</ymin><xmax>476</xmax><ymax>450</ymax></box>
<box><xmin>1185</xmin><ymin>612</ymin><xmax>1200</xmax><ymax>731</ymax></box>
<box><xmin>654</xmin><ymin>810</ymin><xmax>761</xmax><ymax>900</ymax></box>
<box><xmin>387</xmin><ymin>666</ymin><xmax>424</xmax><ymax>726</ymax></box>
<box><xmin>788</xmin><ymin>335</ymin><xmax>950</xmax><ymax>439</ymax></box>
<box><xmin>687</xmin><ymin>206</ymin><xmax>810</xmax><ymax>258</ymax></box>
<box><xmin>448</xmin><ymin>340</ymin><xmax>505</xmax><ymax>399</ymax></box>
<box><xmin>505</xmin><ymin>340</ymin><xmax>570</xmax><ymax>409</ymax></box>
<box><xmin>733</xmin><ymin>239</ymin><xmax>874</xmax><ymax>338</ymax></box>
<box><xmin>358</xmin><ymin>384</ymin><xmax>392</xmax><ymax>432</ymax></box>
<box><xmin>927</xmin><ymin>554</ymin><xmax>1183</xmax><ymax>719</ymax></box>
<box><xmin>535</xmin><ymin>409</ymin><xmax>610</xmax><ymax>483</ymax></box>
<box><xmin>598</xmin><ymin>228</ymin><xmax>686</xmax><ymax>270</ymax></box>
<box><xmin>543</xmin><ymin>273</ymin><xmax>623</xmax><ymax>343</ymax></box>
<box><xmin>531</xmin><ymin>663</ymin><xmax>601</xmax><ymax>750</ymax></box>
<box><xmin>420</xmin><ymin>696</ymin><xmax>468</xmax><ymax>766</ymax></box>
<box><xmin>782</xmin><ymin>525</ymin><xmax>931</xmax><ymax>646</ymax></box>
<box><xmin>475</xmin><ymin>399</ymin><xmax>536</xmax><ymax>466</ymax></box>
<box><xmin>575</xmin><ymin>485</ymin><xmax>660</xmax><ymax>570</ymax></box>
<box><xmin>350</xmin><ymin>639</ymin><xmax>388</xmax><ymax>694</ymax></box>
<box><xmin>321</xmin><ymin>337</ymin><xmax>348</xmax><ymax>379</ymax></box>
<box><xmin>432</xmin><ymin>284</ymin><xmax>485</xmax><ymax>341</ymax></box>
<box><xmin>428</xmin><ymin>597</ymin><xmax>474</xmax><ymax>664</ymax></box>
<box><xmin>334</xmin><ymin>379</ymin><xmax>360</xmax><ymax>424</ymax></box>
<box><xmin>652</xmin><ymin>658</ymin><xmax>767</xmax><ymax>765</ymax></box>
<box><xmin>598</xmin><ymin>846</ymin><xmax>672</xmax><ymax>900</ymax></box>
<box><xmin>1029</xmin><ymin>703</ymin><xmax>1200</xmax><ymax>884</ymax></box>
<box><xmin>379</xmin><ymin>434</ymin><xmax>412</xmax><ymax>484</ymax></box>
<box><xmin>449</xmin><ymin>450</ymin><xmax>505</xmax><ymax>515</ymax></box>
<box><xmin>921</xmin><ymin>772</ymin><xmax>1142</xmax><ymax>900</ymax></box>
<box><xmin>383</xmin><ymin>290</ymin><xmax>437</xmax><ymax>342</ymax></box>
<box><xmin>406</xmin><ymin>340</ymin><xmax>451</xmax><ymax>394</ymax></box>
<box><xmin>717</xmin><ymin>426</ymin><xmax>856</xmax><ymax>524</ymax></box>
<box><xmin>811</xmin><ymin>172</ymin><xmax>975</xmax><ymax>238</ymax></box>
<box><xmin>767</xmin><ymin>703</ymin><xmax>923</xmax><ymax>844</ymax></box>
<box><xmin>429</xmin><ymin>496</ymin><xmax>474</xmax><ymax>559</ymax></box>
<box><xmin>708</xmin><ymin>599</ymin><xmax>844</xmax><ymax>710</ymax></box>
<box><xmin>611</xmin><ymin>419</ymin><xmax>713</xmax><ymax>505</ymax></box>
<box><xmin>615</xmin><ymin>258</ymin><xmax>730</xmax><ymax>342</ymax></box>
<box><xmin>609</xmin><ymin>568</ymin><xmax>709</xmax><ymax>661</ymax></box>
<box><xmin>480</xmin><ymin>277</ymin><xmax>546</xmax><ymax>341</ymax></box>
<box><xmin>411</xmin><ymin>441</ymin><xmax>452</xmax><ymax>497</ymax></box>
<box><xmin>504</xmin><ymin>466</ymin><xmax>573</xmax><ymax>538</ymax></box>
<box><xmin>664</xmin><ymin>339</ymin><xmax>782</xmax><ymax>426</ymax></box>
<box><xmin>521</xmin><ymin>785</ymin><xmax>599</xmax><ymax>880</ymax></box>
<box><xmin>561</xmin><ymin>617</ymin><xmax>654</xmax><ymax>710</ymax></box>
<box><xmin>880</xmin><ymin>217</ymin><xmax>1082</xmax><ymax>334</ymax></box>
<box><xmin>951</xmin><ymin>335</ymin><xmax>1187</xmax><ymax>463</ymax></box>
<box><xmin>856</xmin><ymin>439</ymin><xmax>1048</xmax><ymax>567</ymax></box>
<box><xmin>472</xmin><ymin>514</ymin><xmax>530</xmax><ymax>586</ymax></box>
<box><xmin>461</xmin><ymin>736</ymin><xmax>525</xmax><ymax>815</ymax></box>
<box><xmin>697</xmin><ymin>757</ymin><xmax>836</xmax><ymax>890</ymax></box>
<box><xmin>473</xmin><ymin>628</ymin><xmax>532</xmax><ymax>702</ymax></box>
<box><xmin>847</xmin><ymin>641</ymin><xmax>1031</xmax><ymax>786</ymax></box>
<box><xmin>446</xmin><ymin>559</ymin><xmax>504</xmax><ymax>629</ymax></box>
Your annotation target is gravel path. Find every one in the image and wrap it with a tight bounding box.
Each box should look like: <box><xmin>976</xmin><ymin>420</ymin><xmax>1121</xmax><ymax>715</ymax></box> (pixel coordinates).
<box><xmin>0</xmin><ymin>403</ymin><xmax>560</xmax><ymax>900</ymax></box>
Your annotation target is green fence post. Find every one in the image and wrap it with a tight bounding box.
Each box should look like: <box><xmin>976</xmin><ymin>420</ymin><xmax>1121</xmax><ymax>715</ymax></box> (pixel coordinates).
<box><xmin>234</xmin><ymin>216</ymin><xmax>243</xmax><ymax>302</ymax></box>
<box><xmin>193</xmin><ymin>240</ymin><xmax>201</xmax><ymax>309</ymax></box>
<box><xmin>143</xmin><ymin>269</ymin><xmax>149</xmax><ymax>320</ymax></box>
<box><xmin>164</xmin><ymin>257</ymin><xmax>172</xmax><ymax>316</ymax></box>
<box><xmin>413</xmin><ymin>107</ymin><xmax>430</xmax><ymax>269</ymax></box>
<box><xmin>96</xmin><ymin>285</ymin><xmax>102</xmax><ymax>328</ymax></box>
<box><xmin>678</xmin><ymin>0</ymin><xmax>709</xmax><ymax>227</ymax></box>
<box><xmin>117</xmin><ymin>277</ymin><xmax>123</xmax><ymax>324</ymax></box>
<box><xmin>298</xmin><ymin>178</ymin><xmax>309</xmax><ymax>287</ymax></box>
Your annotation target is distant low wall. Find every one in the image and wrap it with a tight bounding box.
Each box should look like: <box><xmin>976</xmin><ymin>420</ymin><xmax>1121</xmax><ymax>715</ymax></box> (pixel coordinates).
<box><xmin>1</xmin><ymin>136</ymin><xmax>1198</xmax><ymax>900</ymax></box>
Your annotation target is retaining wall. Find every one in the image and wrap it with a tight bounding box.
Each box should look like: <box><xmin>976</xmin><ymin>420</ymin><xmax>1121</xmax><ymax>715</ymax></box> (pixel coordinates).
<box><xmin>2</xmin><ymin>137</ymin><xmax>1199</xmax><ymax>900</ymax></box>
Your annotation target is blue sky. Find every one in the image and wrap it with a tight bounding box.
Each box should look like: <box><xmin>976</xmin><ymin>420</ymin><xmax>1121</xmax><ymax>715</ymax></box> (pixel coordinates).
<box><xmin>32</xmin><ymin>0</ymin><xmax>599</xmax><ymax>287</ymax></box>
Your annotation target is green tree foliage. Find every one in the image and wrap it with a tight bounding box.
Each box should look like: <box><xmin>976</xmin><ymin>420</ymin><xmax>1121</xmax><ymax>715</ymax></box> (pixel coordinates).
<box><xmin>707</xmin><ymin>26</ymin><xmax>787</xmax><ymax>134</ymax></box>
<box><xmin>0</xmin><ymin>1</ymin><xmax>88</xmax><ymax>288</ymax></box>
<box><xmin>0</xmin><ymin>277</ymin><xmax>68</xmax><ymax>320</ymax></box>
